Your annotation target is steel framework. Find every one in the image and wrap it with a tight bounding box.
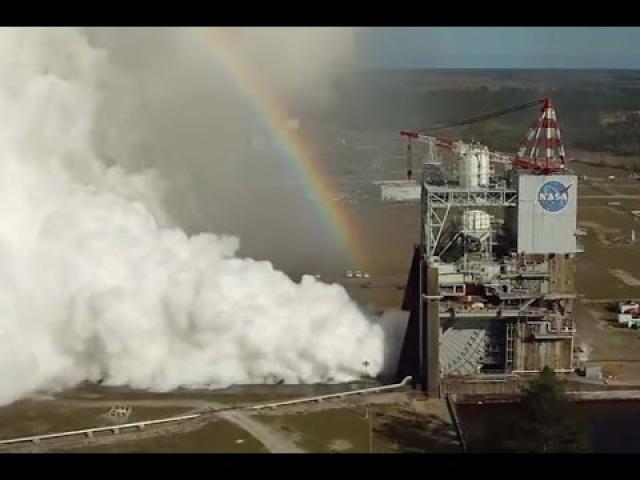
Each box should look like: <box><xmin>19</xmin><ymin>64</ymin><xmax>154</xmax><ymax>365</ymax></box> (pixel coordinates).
<box><xmin>422</xmin><ymin>184</ymin><xmax>517</xmax><ymax>258</ymax></box>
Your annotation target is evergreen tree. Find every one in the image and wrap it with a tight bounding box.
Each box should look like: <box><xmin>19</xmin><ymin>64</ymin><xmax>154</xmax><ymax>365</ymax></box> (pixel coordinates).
<box><xmin>492</xmin><ymin>367</ymin><xmax>589</xmax><ymax>453</ymax></box>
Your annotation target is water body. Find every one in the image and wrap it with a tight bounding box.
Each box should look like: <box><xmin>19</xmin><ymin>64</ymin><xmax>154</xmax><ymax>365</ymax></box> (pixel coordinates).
<box><xmin>457</xmin><ymin>400</ymin><xmax>640</xmax><ymax>453</ymax></box>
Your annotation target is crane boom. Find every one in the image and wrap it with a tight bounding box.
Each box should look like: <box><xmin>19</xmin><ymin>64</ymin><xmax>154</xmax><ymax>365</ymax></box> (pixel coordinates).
<box><xmin>399</xmin><ymin>97</ymin><xmax>566</xmax><ymax>179</ymax></box>
<box><xmin>399</xmin><ymin>130</ymin><xmax>508</xmax><ymax>177</ymax></box>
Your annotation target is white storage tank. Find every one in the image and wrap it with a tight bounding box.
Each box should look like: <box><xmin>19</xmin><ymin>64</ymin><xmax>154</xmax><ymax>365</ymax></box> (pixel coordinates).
<box><xmin>478</xmin><ymin>148</ymin><xmax>490</xmax><ymax>187</ymax></box>
<box><xmin>468</xmin><ymin>152</ymin><xmax>479</xmax><ymax>188</ymax></box>
<box><xmin>462</xmin><ymin>210</ymin><xmax>492</xmax><ymax>238</ymax></box>
<box><xmin>459</xmin><ymin>151</ymin><xmax>479</xmax><ymax>189</ymax></box>
<box><xmin>458</xmin><ymin>151</ymin><xmax>467</xmax><ymax>187</ymax></box>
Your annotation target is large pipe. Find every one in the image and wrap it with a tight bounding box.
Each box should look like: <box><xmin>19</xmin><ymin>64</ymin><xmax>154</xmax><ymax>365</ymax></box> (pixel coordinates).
<box><xmin>0</xmin><ymin>377</ymin><xmax>413</xmax><ymax>446</ymax></box>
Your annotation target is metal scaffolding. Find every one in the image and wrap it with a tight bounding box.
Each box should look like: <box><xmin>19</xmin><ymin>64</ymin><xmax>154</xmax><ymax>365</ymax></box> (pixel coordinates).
<box><xmin>423</xmin><ymin>184</ymin><xmax>518</xmax><ymax>258</ymax></box>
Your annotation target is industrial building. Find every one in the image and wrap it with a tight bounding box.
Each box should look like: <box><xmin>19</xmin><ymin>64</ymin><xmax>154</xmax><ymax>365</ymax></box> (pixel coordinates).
<box><xmin>387</xmin><ymin>98</ymin><xmax>583</xmax><ymax>396</ymax></box>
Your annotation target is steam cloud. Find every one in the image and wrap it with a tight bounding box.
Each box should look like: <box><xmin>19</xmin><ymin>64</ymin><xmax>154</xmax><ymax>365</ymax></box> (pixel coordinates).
<box><xmin>0</xmin><ymin>27</ymin><xmax>384</xmax><ymax>406</ymax></box>
<box><xmin>82</xmin><ymin>28</ymin><xmax>360</xmax><ymax>272</ymax></box>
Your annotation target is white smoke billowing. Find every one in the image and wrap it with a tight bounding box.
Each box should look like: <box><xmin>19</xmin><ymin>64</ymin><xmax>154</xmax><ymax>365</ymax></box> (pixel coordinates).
<box><xmin>0</xmin><ymin>27</ymin><xmax>384</xmax><ymax>406</ymax></box>
<box><xmin>80</xmin><ymin>28</ymin><xmax>361</xmax><ymax>272</ymax></box>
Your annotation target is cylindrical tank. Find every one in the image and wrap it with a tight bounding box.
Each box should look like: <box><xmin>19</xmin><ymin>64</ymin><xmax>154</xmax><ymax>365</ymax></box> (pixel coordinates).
<box><xmin>458</xmin><ymin>150</ymin><xmax>468</xmax><ymax>187</ymax></box>
<box><xmin>459</xmin><ymin>151</ymin><xmax>479</xmax><ymax>188</ymax></box>
<box><xmin>462</xmin><ymin>210</ymin><xmax>492</xmax><ymax>239</ymax></box>
<box><xmin>468</xmin><ymin>152</ymin><xmax>479</xmax><ymax>189</ymax></box>
<box><xmin>478</xmin><ymin>148</ymin><xmax>490</xmax><ymax>186</ymax></box>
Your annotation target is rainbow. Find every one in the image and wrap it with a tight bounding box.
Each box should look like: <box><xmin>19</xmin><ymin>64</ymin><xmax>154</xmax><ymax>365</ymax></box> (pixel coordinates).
<box><xmin>193</xmin><ymin>28</ymin><xmax>368</xmax><ymax>269</ymax></box>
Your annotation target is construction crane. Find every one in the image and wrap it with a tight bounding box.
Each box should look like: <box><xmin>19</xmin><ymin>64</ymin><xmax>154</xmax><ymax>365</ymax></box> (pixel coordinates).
<box><xmin>400</xmin><ymin>97</ymin><xmax>567</xmax><ymax>180</ymax></box>
<box><xmin>400</xmin><ymin>130</ymin><xmax>512</xmax><ymax>165</ymax></box>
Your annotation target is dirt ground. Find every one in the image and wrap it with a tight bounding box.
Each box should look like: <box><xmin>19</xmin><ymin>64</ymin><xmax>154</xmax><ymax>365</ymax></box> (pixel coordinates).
<box><xmin>255</xmin><ymin>394</ymin><xmax>459</xmax><ymax>453</ymax></box>
<box><xmin>0</xmin><ymin>389</ymin><xmax>460</xmax><ymax>454</ymax></box>
<box><xmin>4</xmin><ymin>418</ymin><xmax>269</xmax><ymax>454</ymax></box>
<box><xmin>575</xmin><ymin>302</ymin><xmax>640</xmax><ymax>379</ymax></box>
<box><xmin>569</xmin><ymin>163</ymin><xmax>640</xmax><ymax>381</ymax></box>
<box><xmin>75</xmin><ymin>420</ymin><xmax>269</xmax><ymax>453</ymax></box>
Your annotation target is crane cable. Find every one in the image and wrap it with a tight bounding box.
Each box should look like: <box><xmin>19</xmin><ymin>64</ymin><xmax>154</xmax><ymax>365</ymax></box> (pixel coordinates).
<box><xmin>420</xmin><ymin>98</ymin><xmax>544</xmax><ymax>133</ymax></box>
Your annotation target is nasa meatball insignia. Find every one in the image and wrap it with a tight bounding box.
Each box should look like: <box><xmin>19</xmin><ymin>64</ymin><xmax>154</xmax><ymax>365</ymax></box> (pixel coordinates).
<box><xmin>538</xmin><ymin>180</ymin><xmax>571</xmax><ymax>212</ymax></box>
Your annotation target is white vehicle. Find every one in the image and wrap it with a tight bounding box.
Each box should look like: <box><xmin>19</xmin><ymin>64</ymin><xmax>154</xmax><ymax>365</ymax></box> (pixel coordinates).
<box><xmin>345</xmin><ymin>270</ymin><xmax>354</xmax><ymax>278</ymax></box>
<box><xmin>363</xmin><ymin>272</ymin><xmax>370</xmax><ymax>279</ymax></box>
<box><xmin>354</xmin><ymin>271</ymin><xmax>363</xmax><ymax>278</ymax></box>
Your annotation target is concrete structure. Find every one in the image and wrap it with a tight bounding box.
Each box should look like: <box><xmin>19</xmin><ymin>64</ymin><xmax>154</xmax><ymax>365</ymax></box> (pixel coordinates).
<box><xmin>508</xmin><ymin>173</ymin><xmax>578</xmax><ymax>254</ymax></box>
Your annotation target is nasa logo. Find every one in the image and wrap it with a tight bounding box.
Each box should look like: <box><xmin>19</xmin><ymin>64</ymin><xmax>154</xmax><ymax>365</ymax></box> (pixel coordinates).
<box><xmin>538</xmin><ymin>180</ymin><xmax>570</xmax><ymax>212</ymax></box>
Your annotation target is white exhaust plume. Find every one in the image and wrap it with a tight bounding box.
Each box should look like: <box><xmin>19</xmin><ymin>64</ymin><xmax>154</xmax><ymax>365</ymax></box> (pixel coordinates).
<box><xmin>82</xmin><ymin>28</ymin><xmax>361</xmax><ymax>271</ymax></box>
<box><xmin>0</xmin><ymin>27</ymin><xmax>384</xmax><ymax>406</ymax></box>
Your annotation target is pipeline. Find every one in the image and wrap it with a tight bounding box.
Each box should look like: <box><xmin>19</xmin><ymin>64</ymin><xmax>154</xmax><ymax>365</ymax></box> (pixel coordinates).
<box><xmin>0</xmin><ymin>377</ymin><xmax>412</xmax><ymax>447</ymax></box>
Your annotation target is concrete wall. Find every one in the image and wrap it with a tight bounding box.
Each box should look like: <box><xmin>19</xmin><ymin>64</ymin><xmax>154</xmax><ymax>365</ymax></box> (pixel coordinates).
<box><xmin>426</xmin><ymin>265</ymin><xmax>441</xmax><ymax>396</ymax></box>
<box><xmin>375</xmin><ymin>310</ymin><xmax>410</xmax><ymax>380</ymax></box>
<box><xmin>548</xmin><ymin>254</ymin><xmax>576</xmax><ymax>293</ymax></box>
<box><xmin>515</xmin><ymin>322</ymin><xmax>573</xmax><ymax>371</ymax></box>
<box><xmin>442</xmin><ymin>378</ymin><xmax>525</xmax><ymax>396</ymax></box>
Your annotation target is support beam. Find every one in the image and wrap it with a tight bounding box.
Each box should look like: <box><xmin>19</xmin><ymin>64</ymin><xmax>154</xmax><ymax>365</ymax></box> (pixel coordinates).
<box><xmin>425</xmin><ymin>264</ymin><xmax>441</xmax><ymax>397</ymax></box>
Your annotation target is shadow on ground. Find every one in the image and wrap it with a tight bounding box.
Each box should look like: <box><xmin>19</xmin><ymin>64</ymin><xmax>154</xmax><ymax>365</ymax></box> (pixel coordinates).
<box><xmin>375</xmin><ymin>409</ymin><xmax>462</xmax><ymax>453</ymax></box>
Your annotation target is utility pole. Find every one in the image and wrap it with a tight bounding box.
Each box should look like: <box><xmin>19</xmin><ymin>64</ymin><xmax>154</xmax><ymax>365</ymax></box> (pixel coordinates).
<box><xmin>369</xmin><ymin>406</ymin><xmax>373</xmax><ymax>453</ymax></box>
<box><xmin>359</xmin><ymin>359</ymin><xmax>373</xmax><ymax>453</ymax></box>
<box><xmin>365</xmin><ymin>404</ymin><xmax>373</xmax><ymax>453</ymax></box>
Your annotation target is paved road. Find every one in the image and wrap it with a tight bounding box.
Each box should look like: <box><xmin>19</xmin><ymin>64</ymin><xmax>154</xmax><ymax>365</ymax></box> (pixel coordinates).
<box><xmin>217</xmin><ymin>408</ymin><xmax>304</xmax><ymax>453</ymax></box>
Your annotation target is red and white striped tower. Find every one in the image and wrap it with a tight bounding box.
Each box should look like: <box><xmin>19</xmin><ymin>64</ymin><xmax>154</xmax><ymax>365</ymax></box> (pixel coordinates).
<box><xmin>515</xmin><ymin>97</ymin><xmax>566</xmax><ymax>173</ymax></box>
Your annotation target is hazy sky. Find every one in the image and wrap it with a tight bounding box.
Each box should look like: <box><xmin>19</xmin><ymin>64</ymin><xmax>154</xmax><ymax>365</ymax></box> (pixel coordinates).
<box><xmin>357</xmin><ymin>27</ymin><xmax>640</xmax><ymax>69</ymax></box>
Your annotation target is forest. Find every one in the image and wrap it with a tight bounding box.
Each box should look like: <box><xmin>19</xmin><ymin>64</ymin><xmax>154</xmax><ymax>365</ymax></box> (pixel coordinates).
<box><xmin>321</xmin><ymin>69</ymin><xmax>640</xmax><ymax>161</ymax></box>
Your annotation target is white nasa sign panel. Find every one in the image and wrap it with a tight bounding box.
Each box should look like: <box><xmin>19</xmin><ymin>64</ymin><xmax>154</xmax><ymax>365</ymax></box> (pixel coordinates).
<box><xmin>516</xmin><ymin>174</ymin><xmax>578</xmax><ymax>254</ymax></box>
